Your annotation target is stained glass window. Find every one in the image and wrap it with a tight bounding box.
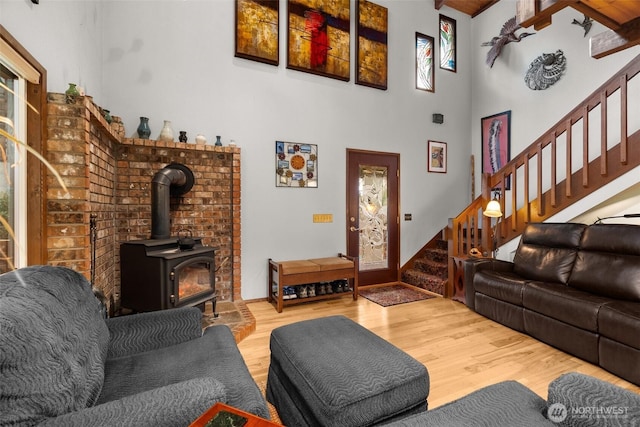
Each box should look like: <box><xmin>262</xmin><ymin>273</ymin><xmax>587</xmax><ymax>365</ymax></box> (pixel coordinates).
<box><xmin>439</xmin><ymin>15</ymin><xmax>456</xmax><ymax>72</ymax></box>
<box><xmin>416</xmin><ymin>32</ymin><xmax>434</xmax><ymax>92</ymax></box>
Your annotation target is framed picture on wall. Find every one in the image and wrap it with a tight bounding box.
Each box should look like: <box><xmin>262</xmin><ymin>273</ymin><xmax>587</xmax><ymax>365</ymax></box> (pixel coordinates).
<box><xmin>416</xmin><ymin>32</ymin><xmax>434</xmax><ymax>92</ymax></box>
<box><xmin>235</xmin><ymin>0</ymin><xmax>279</xmax><ymax>65</ymax></box>
<box><xmin>286</xmin><ymin>0</ymin><xmax>350</xmax><ymax>81</ymax></box>
<box><xmin>439</xmin><ymin>14</ymin><xmax>456</xmax><ymax>72</ymax></box>
<box><xmin>427</xmin><ymin>140</ymin><xmax>447</xmax><ymax>173</ymax></box>
<box><xmin>356</xmin><ymin>0</ymin><xmax>388</xmax><ymax>90</ymax></box>
<box><xmin>276</xmin><ymin>141</ymin><xmax>318</xmax><ymax>187</ymax></box>
<box><xmin>481</xmin><ymin>110</ymin><xmax>511</xmax><ymax>187</ymax></box>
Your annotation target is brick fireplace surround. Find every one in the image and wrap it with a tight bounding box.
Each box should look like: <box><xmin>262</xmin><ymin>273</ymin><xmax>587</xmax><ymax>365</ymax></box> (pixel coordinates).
<box><xmin>45</xmin><ymin>93</ymin><xmax>241</xmax><ymax>317</ymax></box>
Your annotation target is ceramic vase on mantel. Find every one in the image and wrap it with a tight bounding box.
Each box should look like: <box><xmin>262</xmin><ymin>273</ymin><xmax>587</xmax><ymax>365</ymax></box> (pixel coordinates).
<box><xmin>195</xmin><ymin>134</ymin><xmax>206</xmax><ymax>145</ymax></box>
<box><xmin>65</xmin><ymin>83</ymin><xmax>80</xmax><ymax>103</ymax></box>
<box><xmin>179</xmin><ymin>131</ymin><xmax>188</xmax><ymax>143</ymax></box>
<box><xmin>157</xmin><ymin>120</ymin><xmax>174</xmax><ymax>142</ymax></box>
<box><xmin>215</xmin><ymin>135</ymin><xmax>222</xmax><ymax>146</ymax></box>
<box><xmin>137</xmin><ymin>117</ymin><xmax>151</xmax><ymax>139</ymax></box>
<box><xmin>103</xmin><ymin>109</ymin><xmax>113</xmax><ymax>124</ymax></box>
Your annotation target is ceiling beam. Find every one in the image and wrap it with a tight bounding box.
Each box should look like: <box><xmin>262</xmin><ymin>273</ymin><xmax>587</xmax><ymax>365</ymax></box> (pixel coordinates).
<box><xmin>517</xmin><ymin>0</ymin><xmax>579</xmax><ymax>30</ymax></box>
<box><xmin>471</xmin><ymin>1</ymin><xmax>501</xmax><ymax>18</ymax></box>
<box><xmin>590</xmin><ymin>17</ymin><xmax>640</xmax><ymax>59</ymax></box>
<box><xmin>571</xmin><ymin>2</ymin><xmax>622</xmax><ymax>30</ymax></box>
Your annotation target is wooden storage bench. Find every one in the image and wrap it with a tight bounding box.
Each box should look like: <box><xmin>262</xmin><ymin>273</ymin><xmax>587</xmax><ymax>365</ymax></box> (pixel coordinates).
<box><xmin>267</xmin><ymin>254</ymin><xmax>358</xmax><ymax>313</ymax></box>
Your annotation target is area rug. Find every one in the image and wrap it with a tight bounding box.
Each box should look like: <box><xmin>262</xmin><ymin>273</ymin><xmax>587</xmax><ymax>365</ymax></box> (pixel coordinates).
<box><xmin>359</xmin><ymin>284</ymin><xmax>435</xmax><ymax>307</ymax></box>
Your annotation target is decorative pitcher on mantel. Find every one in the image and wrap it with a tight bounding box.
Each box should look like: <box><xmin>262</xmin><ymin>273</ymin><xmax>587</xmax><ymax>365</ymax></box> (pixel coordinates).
<box><xmin>137</xmin><ymin>117</ymin><xmax>151</xmax><ymax>139</ymax></box>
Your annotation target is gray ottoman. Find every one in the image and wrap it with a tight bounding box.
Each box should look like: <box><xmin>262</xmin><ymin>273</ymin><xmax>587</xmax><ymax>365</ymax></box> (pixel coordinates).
<box><xmin>266</xmin><ymin>315</ymin><xmax>430</xmax><ymax>426</ymax></box>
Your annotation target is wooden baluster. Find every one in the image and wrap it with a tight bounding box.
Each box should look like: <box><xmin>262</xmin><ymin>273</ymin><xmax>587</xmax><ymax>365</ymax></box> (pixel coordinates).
<box><xmin>620</xmin><ymin>74</ymin><xmax>628</xmax><ymax>165</ymax></box>
<box><xmin>566</xmin><ymin>126</ymin><xmax>572</xmax><ymax>197</ymax></box>
<box><xmin>601</xmin><ymin>91</ymin><xmax>608</xmax><ymax>175</ymax></box>
<box><xmin>566</xmin><ymin>120</ymin><xmax>572</xmax><ymax>198</ymax></box>
<box><xmin>582</xmin><ymin>105</ymin><xmax>589</xmax><ymax>187</ymax></box>
<box><xmin>510</xmin><ymin>165</ymin><xmax>517</xmax><ymax>231</ymax></box>
<box><xmin>536</xmin><ymin>142</ymin><xmax>543</xmax><ymax>217</ymax></box>
<box><xmin>524</xmin><ymin>157</ymin><xmax>530</xmax><ymax>223</ymax></box>
<box><xmin>551</xmin><ymin>135</ymin><xmax>557</xmax><ymax>207</ymax></box>
<box><xmin>482</xmin><ymin>174</ymin><xmax>491</xmax><ymax>253</ymax></box>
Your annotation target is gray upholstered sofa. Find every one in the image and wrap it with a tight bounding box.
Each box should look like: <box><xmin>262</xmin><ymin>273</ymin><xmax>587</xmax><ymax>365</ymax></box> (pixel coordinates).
<box><xmin>0</xmin><ymin>265</ymin><xmax>269</xmax><ymax>426</ymax></box>
<box><xmin>464</xmin><ymin>222</ymin><xmax>640</xmax><ymax>386</ymax></box>
<box><xmin>384</xmin><ymin>372</ymin><xmax>640</xmax><ymax>426</ymax></box>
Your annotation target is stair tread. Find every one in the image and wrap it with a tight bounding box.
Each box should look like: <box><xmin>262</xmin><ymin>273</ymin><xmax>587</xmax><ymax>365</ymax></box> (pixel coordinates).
<box><xmin>402</xmin><ymin>269</ymin><xmax>447</xmax><ymax>281</ymax></box>
<box><xmin>401</xmin><ymin>269</ymin><xmax>446</xmax><ymax>295</ymax></box>
<box><xmin>414</xmin><ymin>258</ymin><xmax>447</xmax><ymax>267</ymax></box>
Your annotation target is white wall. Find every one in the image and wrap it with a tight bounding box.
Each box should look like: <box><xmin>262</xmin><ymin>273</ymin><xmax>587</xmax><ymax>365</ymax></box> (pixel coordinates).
<box><xmin>2</xmin><ymin>0</ymin><xmax>474</xmax><ymax>299</ymax></box>
<box><xmin>98</xmin><ymin>0</ymin><xmax>475</xmax><ymax>299</ymax></box>
<box><xmin>3</xmin><ymin>0</ymin><xmax>637</xmax><ymax>299</ymax></box>
<box><xmin>0</xmin><ymin>0</ymin><xmax>104</xmax><ymax>98</ymax></box>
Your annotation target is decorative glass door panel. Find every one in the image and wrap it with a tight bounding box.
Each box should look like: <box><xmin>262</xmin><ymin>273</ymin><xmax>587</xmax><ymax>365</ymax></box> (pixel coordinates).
<box><xmin>347</xmin><ymin>150</ymin><xmax>399</xmax><ymax>286</ymax></box>
<box><xmin>358</xmin><ymin>165</ymin><xmax>388</xmax><ymax>271</ymax></box>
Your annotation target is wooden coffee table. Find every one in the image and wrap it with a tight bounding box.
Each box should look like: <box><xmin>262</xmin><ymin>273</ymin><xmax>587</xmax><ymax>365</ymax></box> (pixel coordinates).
<box><xmin>190</xmin><ymin>402</ymin><xmax>280</xmax><ymax>427</ymax></box>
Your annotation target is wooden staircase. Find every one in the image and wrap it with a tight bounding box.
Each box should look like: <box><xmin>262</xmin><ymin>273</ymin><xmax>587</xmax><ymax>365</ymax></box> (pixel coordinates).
<box><xmin>444</xmin><ymin>53</ymin><xmax>640</xmax><ymax>298</ymax></box>
<box><xmin>401</xmin><ymin>237</ymin><xmax>448</xmax><ymax>295</ymax></box>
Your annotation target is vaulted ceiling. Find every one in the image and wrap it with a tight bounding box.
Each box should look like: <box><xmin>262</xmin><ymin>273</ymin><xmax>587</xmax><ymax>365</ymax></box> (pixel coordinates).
<box><xmin>435</xmin><ymin>0</ymin><xmax>640</xmax><ymax>58</ymax></box>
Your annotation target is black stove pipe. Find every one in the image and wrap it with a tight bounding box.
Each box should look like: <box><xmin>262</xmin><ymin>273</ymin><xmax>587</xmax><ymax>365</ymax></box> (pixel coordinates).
<box><xmin>151</xmin><ymin>163</ymin><xmax>195</xmax><ymax>239</ymax></box>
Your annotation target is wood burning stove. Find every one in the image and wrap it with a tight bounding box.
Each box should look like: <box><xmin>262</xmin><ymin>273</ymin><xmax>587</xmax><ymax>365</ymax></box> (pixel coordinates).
<box><xmin>120</xmin><ymin>162</ymin><xmax>218</xmax><ymax>313</ymax></box>
<box><xmin>120</xmin><ymin>237</ymin><xmax>218</xmax><ymax>312</ymax></box>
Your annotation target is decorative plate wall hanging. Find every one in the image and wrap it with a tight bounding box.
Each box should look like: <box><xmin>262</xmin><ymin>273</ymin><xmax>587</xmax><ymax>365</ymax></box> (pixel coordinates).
<box><xmin>524</xmin><ymin>50</ymin><xmax>566</xmax><ymax>91</ymax></box>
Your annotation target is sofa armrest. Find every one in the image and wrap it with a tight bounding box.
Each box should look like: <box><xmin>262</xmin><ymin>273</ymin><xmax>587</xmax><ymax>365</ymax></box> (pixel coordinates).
<box><xmin>106</xmin><ymin>306</ymin><xmax>203</xmax><ymax>359</ymax></box>
<box><xmin>547</xmin><ymin>372</ymin><xmax>640</xmax><ymax>425</ymax></box>
<box><xmin>463</xmin><ymin>258</ymin><xmax>514</xmax><ymax>311</ymax></box>
<box><xmin>37</xmin><ymin>377</ymin><xmax>227</xmax><ymax>427</ymax></box>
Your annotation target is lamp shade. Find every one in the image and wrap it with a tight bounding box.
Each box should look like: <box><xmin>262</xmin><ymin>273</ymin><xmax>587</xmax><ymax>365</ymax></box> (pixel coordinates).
<box><xmin>483</xmin><ymin>199</ymin><xmax>503</xmax><ymax>217</ymax></box>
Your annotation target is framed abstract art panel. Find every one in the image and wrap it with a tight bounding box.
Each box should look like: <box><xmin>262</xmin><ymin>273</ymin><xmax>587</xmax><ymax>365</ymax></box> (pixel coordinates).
<box><xmin>287</xmin><ymin>0</ymin><xmax>350</xmax><ymax>81</ymax></box>
<box><xmin>356</xmin><ymin>0</ymin><xmax>388</xmax><ymax>90</ymax></box>
<box><xmin>235</xmin><ymin>0</ymin><xmax>279</xmax><ymax>65</ymax></box>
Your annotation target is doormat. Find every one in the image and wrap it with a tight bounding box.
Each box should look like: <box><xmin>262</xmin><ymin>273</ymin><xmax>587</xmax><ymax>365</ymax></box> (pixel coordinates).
<box><xmin>359</xmin><ymin>284</ymin><xmax>435</xmax><ymax>307</ymax></box>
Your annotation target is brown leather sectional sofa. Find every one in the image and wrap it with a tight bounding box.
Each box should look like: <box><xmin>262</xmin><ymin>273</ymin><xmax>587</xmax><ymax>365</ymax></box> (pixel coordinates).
<box><xmin>464</xmin><ymin>222</ymin><xmax>640</xmax><ymax>386</ymax></box>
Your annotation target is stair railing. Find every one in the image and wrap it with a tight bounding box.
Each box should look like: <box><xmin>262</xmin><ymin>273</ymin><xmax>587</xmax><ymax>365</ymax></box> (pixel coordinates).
<box><xmin>446</xmin><ymin>53</ymin><xmax>640</xmax><ymax>298</ymax></box>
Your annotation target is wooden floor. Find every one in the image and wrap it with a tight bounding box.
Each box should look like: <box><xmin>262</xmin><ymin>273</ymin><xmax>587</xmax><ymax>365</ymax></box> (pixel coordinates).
<box><xmin>237</xmin><ymin>293</ymin><xmax>640</xmax><ymax>409</ymax></box>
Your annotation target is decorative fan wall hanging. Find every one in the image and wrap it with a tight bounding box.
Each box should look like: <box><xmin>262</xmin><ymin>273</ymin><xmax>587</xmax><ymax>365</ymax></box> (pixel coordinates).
<box><xmin>524</xmin><ymin>50</ymin><xmax>566</xmax><ymax>90</ymax></box>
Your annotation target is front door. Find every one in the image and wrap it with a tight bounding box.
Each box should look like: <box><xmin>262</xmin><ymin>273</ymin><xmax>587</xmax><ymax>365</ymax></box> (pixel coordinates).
<box><xmin>346</xmin><ymin>149</ymin><xmax>399</xmax><ymax>286</ymax></box>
